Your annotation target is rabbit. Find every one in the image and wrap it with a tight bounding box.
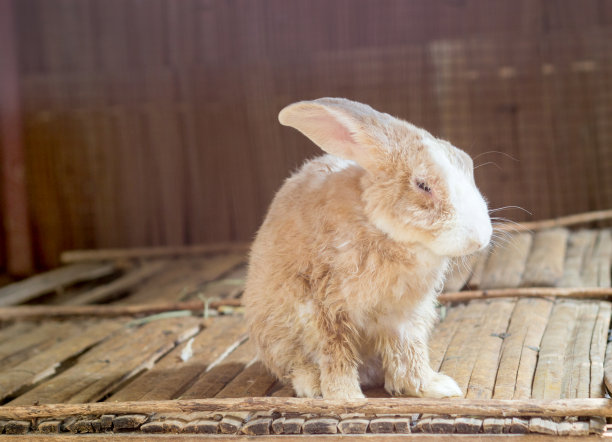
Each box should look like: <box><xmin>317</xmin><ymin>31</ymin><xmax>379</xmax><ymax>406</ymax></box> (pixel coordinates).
<box><xmin>243</xmin><ymin>98</ymin><xmax>492</xmax><ymax>399</ymax></box>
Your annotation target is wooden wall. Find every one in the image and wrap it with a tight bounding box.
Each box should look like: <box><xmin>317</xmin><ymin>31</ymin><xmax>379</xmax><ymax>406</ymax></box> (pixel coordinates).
<box><xmin>4</xmin><ymin>0</ymin><xmax>612</xmax><ymax>269</ymax></box>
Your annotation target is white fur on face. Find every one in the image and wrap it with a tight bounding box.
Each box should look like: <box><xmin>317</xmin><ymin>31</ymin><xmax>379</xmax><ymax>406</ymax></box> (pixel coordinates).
<box><xmin>423</xmin><ymin>138</ymin><xmax>492</xmax><ymax>257</ymax></box>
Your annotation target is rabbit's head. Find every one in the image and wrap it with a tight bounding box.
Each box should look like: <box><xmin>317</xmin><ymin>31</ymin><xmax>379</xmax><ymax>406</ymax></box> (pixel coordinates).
<box><xmin>279</xmin><ymin>97</ymin><xmax>492</xmax><ymax>257</ymax></box>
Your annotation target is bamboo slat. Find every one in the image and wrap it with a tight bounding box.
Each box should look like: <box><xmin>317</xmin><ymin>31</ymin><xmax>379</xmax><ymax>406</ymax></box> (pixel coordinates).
<box><xmin>562</xmin><ymin>303</ymin><xmax>600</xmax><ymax>399</ymax></box>
<box><xmin>465</xmin><ymin>299</ymin><xmax>516</xmax><ymax>399</ymax></box>
<box><xmin>9</xmin><ymin>317</ymin><xmax>203</xmax><ymax>405</ymax></box>
<box><xmin>492</xmin><ymin>298</ymin><xmax>553</xmax><ymax>400</ymax></box>
<box><xmin>0</xmin><ymin>321</ymin><xmax>86</xmax><ymax>369</ymax></box>
<box><xmin>428</xmin><ymin>303</ymin><xmax>466</xmax><ymax>370</ymax></box>
<box><xmin>179</xmin><ymin>339</ymin><xmax>257</xmax><ymax>400</ymax></box>
<box><xmin>531</xmin><ymin>300</ymin><xmax>580</xmax><ymax>400</ymax></box>
<box><xmin>590</xmin><ymin>301</ymin><xmax>611</xmax><ymax>398</ymax></box>
<box><xmin>520</xmin><ymin>228</ymin><xmax>569</xmax><ymax>287</ymax></box>
<box><xmin>216</xmin><ymin>361</ymin><xmax>277</xmax><ymax>399</ymax></box>
<box><xmin>558</xmin><ymin>230</ymin><xmax>598</xmax><ymax>287</ymax></box>
<box><xmin>466</xmin><ymin>248</ymin><xmax>490</xmax><ymax>289</ymax></box>
<box><xmin>438</xmin><ymin>301</ymin><xmax>490</xmax><ymax>391</ymax></box>
<box><xmin>0</xmin><ymin>320</ymin><xmax>124</xmax><ymax>401</ymax></box>
<box><xmin>0</xmin><ymin>263</ymin><xmax>116</xmax><ymax>306</ymax></box>
<box><xmin>480</xmin><ymin>232</ymin><xmax>533</xmax><ymax>289</ymax></box>
<box><xmin>108</xmin><ymin>315</ymin><xmax>248</xmax><ymax>402</ymax></box>
<box><xmin>119</xmin><ymin>254</ymin><xmax>244</xmax><ymax>304</ymax></box>
<box><xmin>66</xmin><ymin>261</ymin><xmax>169</xmax><ymax>305</ymax></box>
<box><xmin>586</xmin><ymin>230</ymin><xmax>612</xmax><ymax>287</ymax></box>
<box><xmin>443</xmin><ymin>254</ymin><xmax>479</xmax><ymax>293</ymax></box>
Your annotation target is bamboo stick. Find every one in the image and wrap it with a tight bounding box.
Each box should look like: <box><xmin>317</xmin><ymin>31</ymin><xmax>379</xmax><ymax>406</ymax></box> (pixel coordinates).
<box><xmin>0</xmin><ymin>397</ymin><xmax>611</xmax><ymax>420</ymax></box>
<box><xmin>437</xmin><ymin>287</ymin><xmax>612</xmax><ymax>303</ymax></box>
<box><xmin>0</xmin><ymin>299</ymin><xmax>243</xmax><ymax>320</ymax></box>
<box><xmin>1</xmin><ymin>287</ymin><xmax>611</xmax><ymax>320</ymax></box>
<box><xmin>60</xmin><ymin>242</ymin><xmax>251</xmax><ymax>263</ymax></box>
<box><xmin>493</xmin><ymin>209</ymin><xmax>612</xmax><ymax>233</ymax></box>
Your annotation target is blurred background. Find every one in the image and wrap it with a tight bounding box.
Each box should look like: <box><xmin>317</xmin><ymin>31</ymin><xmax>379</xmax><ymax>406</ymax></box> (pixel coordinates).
<box><xmin>1</xmin><ymin>0</ymin><xmax>611</xmax><ymax>274</ymax></box>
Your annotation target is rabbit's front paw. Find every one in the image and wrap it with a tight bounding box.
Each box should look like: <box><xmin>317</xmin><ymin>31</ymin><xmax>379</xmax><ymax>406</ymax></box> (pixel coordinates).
<box><xmin>419</xmin><ymin>372</ymin><xmax>463</xmax><ymax>398</ymax></box>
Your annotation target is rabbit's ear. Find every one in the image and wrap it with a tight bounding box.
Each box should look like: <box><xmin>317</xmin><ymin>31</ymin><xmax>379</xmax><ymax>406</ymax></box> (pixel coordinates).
<box><xmin>278</xmin><ymin>98</ymin><xmax>387</xmax><ymax>169</ymax></box>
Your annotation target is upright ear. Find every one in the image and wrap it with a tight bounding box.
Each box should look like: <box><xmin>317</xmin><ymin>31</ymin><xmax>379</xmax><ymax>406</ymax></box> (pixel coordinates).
<box><xmin>278</xmin><ymin>98</ymin><xmax>390</xmax><ymax>170</ymax></box>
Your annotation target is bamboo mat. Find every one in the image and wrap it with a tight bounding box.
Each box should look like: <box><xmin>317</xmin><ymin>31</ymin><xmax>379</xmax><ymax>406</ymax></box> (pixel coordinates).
<box><xmin>0</xmin><ymin>227</ymin><xmax>611</xmax><ymax>436</ymax></box>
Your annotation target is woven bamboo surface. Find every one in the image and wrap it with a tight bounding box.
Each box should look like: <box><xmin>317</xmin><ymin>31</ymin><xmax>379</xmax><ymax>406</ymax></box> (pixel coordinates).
<box><xmin>0</xmin><ymin>226</ymin><xmax>611</xmax><ymax>437</ymax></box>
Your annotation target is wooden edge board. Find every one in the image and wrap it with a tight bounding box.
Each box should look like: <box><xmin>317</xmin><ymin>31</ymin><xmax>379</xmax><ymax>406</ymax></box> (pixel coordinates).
<box><xmin>3</xmin><ymin>434</ymin><xmax>612</xmax><ymax>440</ymax></box>
<box><xmin>2</xmin><ymin>398</ymin><xmax>612</xmax><ymax>420</ymax></box>
<box><xmin>60</xmin><ymin>242</ymin><xmax>251</xmax><ymax>263</ymax></box>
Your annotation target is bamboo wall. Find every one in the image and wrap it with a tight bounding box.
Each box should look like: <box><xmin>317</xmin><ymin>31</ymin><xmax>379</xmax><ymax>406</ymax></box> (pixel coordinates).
<box><xmin>4</xmin><ymin>0</ymin><xmax>612</xmax><ymax>269</ymax></box>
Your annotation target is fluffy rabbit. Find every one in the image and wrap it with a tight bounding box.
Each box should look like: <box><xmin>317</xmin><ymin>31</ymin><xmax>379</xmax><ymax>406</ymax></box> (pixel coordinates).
<box><xmin>243</xmin><ymin>98</ymin><xmax>492</xmax><ymax>399</ymax></box>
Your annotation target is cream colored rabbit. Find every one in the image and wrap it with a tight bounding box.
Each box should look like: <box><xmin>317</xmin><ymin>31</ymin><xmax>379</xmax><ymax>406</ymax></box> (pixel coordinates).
<box><xmin>243</xmin><ymin>98</ymin><xmax>492</xmax><ymax>399</ymax></box>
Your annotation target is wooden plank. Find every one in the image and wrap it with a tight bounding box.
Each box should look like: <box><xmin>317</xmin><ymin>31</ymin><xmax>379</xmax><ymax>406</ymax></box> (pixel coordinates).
<box><xmin>0</xmin><ymin>0</ymin><xmax>34</xmax><ymax>276</ymax></box>
<box><xmin>61</xmin><ymin>243</ymin><xmax>251</xmax><ymax>263</ymax></box>
<box><xmin>561</xmin><ymin>302</ymin><xmax>599</xmax><ymax>399</ymax></box>
<box><xmin>9</xmin><ymin>317</ymin><xmax>203</xmax><ymax>405</ymax></box>
<box><xmin>480</xmin><ymin>232</ymin><xmax>533</xmax><ymax>289</ymax></box>
<box><xmin>558</xmin><ymin>230</ymin><xmax>598</xmax><ymax>287</ymax></box>
<box><xmin>590</xmin><ymin>301</ymin><xmax>611</xmax><ymax>397</ymax></box>
<box><xmin>108</xmin><ymin>315</ymin><xmax>248</xmax><ymax>401</ymax></box>
<box><xmin>520</xmin><ymin>228</ymin><xmax>569</xmax><ymax>287</ymax></box>
<box><xmin>0</xmin><ymin>263</ymin><xmax>116</xmax><ymax>306</ymax></box>
<box><xmin>531</xmin><ymin>300</ymin><xmax>580</xmax><ymax>400</ymax></box>
<box><xmin>0</xmin><ymin>319</ymin><xmax>125</xmax><ymax>401</ymax></box>
<box><xmin>180</xmin><ymin>339</ymin><xmax>257</xmax><ymax>400</ymax></box>
<box><xmin>2</xmin><ymin>397</ymin><xmax>612</xmax><ymax>421</ymax></box>
<box><xmin>66</xmin><ymin>261</ymin><xmax>169</xmax><ymax>305</ymax></box>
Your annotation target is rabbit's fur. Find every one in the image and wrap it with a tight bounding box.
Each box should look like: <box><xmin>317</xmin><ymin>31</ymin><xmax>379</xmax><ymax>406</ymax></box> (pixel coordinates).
<box><xmin>243</xmin><ymin>98</ymin><xmax>492</xmax><ymax>399</ymax></box>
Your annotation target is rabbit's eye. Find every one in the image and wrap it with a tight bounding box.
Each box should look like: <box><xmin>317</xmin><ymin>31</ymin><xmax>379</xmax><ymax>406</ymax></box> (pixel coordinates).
<box><xmin>416</xmin><ymin>181</ymin><xmax>432</xmax><ymax>193</ymax></box>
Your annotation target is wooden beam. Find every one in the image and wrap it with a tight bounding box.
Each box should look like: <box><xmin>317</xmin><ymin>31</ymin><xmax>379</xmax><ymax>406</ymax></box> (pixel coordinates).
<box><xmin>0</xmin><ymin>397</ymin><xmax>611</xmax><ymax>420</ymax></box>
<box><xmin>0</xmin><ymin>0</ymin><xmax>34</xmax><ymax>276</ymax></box>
